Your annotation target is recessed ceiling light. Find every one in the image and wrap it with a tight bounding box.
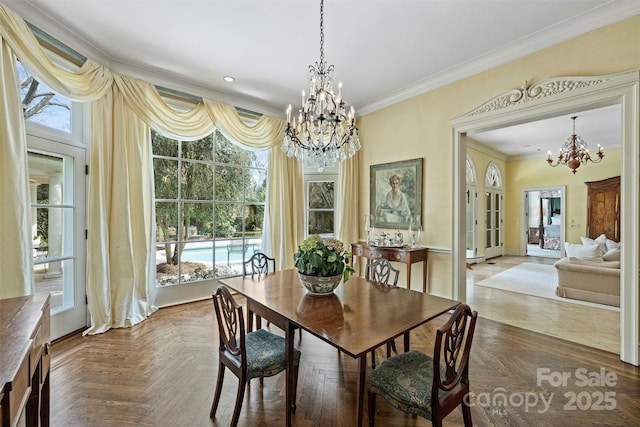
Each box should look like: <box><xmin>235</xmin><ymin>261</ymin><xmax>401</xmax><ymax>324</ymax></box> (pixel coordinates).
<box><xmin>223</xmin><ymin>76</ymin><xmax>234</xmax><ymax>82</ymax></box>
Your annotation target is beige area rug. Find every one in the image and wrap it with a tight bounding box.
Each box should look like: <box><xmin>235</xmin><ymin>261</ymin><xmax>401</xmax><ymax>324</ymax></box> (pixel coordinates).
<box><xmin>475</xmin><ymin>262</ymin><xmax>619</xmax><ymax>312</ymax></box>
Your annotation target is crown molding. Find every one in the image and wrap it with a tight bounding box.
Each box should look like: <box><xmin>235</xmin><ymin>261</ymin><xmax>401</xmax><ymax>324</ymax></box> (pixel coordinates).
<box><xmin>357</xmin><ymin>1</ymin><xmax>640</xmax><ymax>116</ymax></box>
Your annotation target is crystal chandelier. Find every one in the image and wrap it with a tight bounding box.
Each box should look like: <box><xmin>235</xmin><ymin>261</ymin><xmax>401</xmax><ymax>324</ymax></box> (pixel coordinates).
<box><xmin>546</xmin><ymin>116</ymin><xmax>604</xmax><ymax>174</ymax></box>
<box><xmin>282</xmin><ymin>0</ymin><xmax>360</xmax><ymax>172</ymax></box>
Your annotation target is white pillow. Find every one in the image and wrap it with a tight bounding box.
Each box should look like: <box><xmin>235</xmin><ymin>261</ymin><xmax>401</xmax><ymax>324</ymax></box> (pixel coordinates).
<box><xmin>605</xmin><ymin>239</ymin><xmax>620</xmax><ymax>252</ymax></box>
<box><xmin>603</xmin><ymin>248</ymin><xmax>621</xmax><ymax>261</ymax></box>
<box><xmin>565</xmin><ymin>242</ymin><xmax>602</xmax><ymax>260</ymax></box>
<box><xmin>550</xmin><ymin>216</ymin><xmax>561</xmax><ymax>225</ymax></box>
<box><xmin>580</xmin><ymin>234</ymin><xmax>607</xmax><ymax>255</ymax></box>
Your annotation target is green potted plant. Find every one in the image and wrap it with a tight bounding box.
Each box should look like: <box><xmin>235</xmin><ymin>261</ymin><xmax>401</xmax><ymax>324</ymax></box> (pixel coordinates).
<box><xmin>294</xmin><ymin>235</ymin><xmax>355</xmax><ymax>295</ymax></box>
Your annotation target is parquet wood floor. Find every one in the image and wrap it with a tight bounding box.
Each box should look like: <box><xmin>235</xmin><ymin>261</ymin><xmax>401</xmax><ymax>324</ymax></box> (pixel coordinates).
<box><xmin>51</xmin><ymin>296</ymin><xmax>640</xmax><ymax>426</ymax></box>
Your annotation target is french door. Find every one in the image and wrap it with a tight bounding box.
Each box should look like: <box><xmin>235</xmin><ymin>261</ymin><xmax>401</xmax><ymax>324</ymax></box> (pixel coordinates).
<box><xmin>485</xmin><ymin>189</ymin><xmax>503</xmax><ymax>259</ymax></box>
<box><xmin>28</xmin><ymin>138</ymin><xmax>87</xmax><ymax>339</ymax></box>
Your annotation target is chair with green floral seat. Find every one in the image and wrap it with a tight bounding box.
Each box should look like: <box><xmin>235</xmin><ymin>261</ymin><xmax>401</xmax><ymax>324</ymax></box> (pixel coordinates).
<box><xmin>210</xmin><ymin>285</ymin><xmax>301</xmax><ymax>427</ymax></box>
<box><xmin>365</xmin><ymin>258</ymin><xmax>400</xmax><ymax>367</ymax></box>
<box><xmin>367</xmin><ymin>303</ymin><xmax>477</xmax><ymax>427</ymax></box>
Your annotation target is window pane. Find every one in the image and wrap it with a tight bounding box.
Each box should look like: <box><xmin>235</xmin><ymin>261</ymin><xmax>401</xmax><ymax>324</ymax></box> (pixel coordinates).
<box><xmin>181</xmin><ymin>161</ymin><xmax>213</xmax><ymax>200</ymax></box>
<box><xmin>18</xmin><ymin>61</ymin><xmax>71</xmax><ymax>132</ymax></box>
<box><xmin>153</xmin><ymin>158</ymin><xmax>178</xmax><ymax>199</ymax></box>
<box><xmin>152</xmin><ymin>133</ymin><xmax>179</xmax><ymax>158</ymax></box>
<box><xmin>215</xmin><ymin>203</ymin><xmax>243</xmax><ymax>238</ymax></box>
<box><xmin>178</xmin><ymin>241</ymin><xmax>214</xmax><ymax>284</ymax></box>
<box><xmin>182</xmin><ymin>202</ymin><xmax>213</xmax><ymax>239</ymax></box>
<box><xmin>182</xmin><ymin>136</ymin><xmax>213</xmax><ymax>162</ymax></box>
<box><xmin>215</xmin><ymin>166</ymin><xmax>243</xmax><ymax>201</ymax></box>
<box><xmin>245</xmin><ymin>168</ymin><xmax>267</xmax><ymax>202</ymax></box>
<box><xmin>155</xmin><ymin>202</ymin><xmax>178</xmax><ymax>242</ymax></box>
<box><xmin>308</xmin><ymin>181</ymin><xmax>334</xmax><ymax>209</ymax></box>
<box><xmin>215</xmin><ymin>131</ymin><xmax>245</xmax><ymax>165</ymax></box>
<box><xmin>247</xmin><ymin>150</ymin><xmax>268</xmax><ymax>169</ymax></box>
<box><xmin>308</xmin><ymin>211</ymin><xmax>334</xmax><ymax>235</ymax></box>
<box><xmin>244</xmin><ymin>204</ymin><xmax>264</xmax><ymax>236</ymax></box>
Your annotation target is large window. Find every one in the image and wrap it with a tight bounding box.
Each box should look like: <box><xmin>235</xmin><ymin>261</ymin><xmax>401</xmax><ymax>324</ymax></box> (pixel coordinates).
<box><xmin>152</xmin><ymin>129</ymin><xmax>268</xmax><ymax>286</ymax></box>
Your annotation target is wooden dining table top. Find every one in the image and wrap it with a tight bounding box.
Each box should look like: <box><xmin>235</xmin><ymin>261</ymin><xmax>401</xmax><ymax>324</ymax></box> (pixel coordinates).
<box><xmin>219</xmin><ymin>268</ymin><xmax>460</xmax><ymax>358</ymax></box>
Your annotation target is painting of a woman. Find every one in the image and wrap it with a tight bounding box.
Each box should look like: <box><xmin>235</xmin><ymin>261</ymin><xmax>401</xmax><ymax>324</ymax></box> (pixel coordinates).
<box><xmin>376</xmin><ymin>174</ymin><xmax>411</xmax><ymax>223</ymax></box>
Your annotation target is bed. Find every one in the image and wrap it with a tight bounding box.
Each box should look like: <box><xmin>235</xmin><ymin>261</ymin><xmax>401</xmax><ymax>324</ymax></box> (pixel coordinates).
<box><xmin>537</xmin><ymin>215</ymin><xmax>561</xmax><ymax>250</ymax></box>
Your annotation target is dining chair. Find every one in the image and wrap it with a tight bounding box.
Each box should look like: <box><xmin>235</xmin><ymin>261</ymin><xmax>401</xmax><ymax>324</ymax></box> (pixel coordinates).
<box><xmin>243</xmin><ymin>252</ymin><xmax>275</xmax><ymax>277</ymax></box>
<box><xmin>243</xmin><ymin>252</ymin><xmax>275</xmax><ymax>330</ymax></box>
<box><xmin>365</xmin><ymin>258</ymin><xmax>400</xmax><ymax>367</ymax></box>
<box><xmin>367</xmin><ymin>303</ymin><xmax>478</xmax><ymax>427</ymax></box>
<box><xmin>243</xmin><ymin>252</ymin><xmax>302</xmax><ymax>341</ymax></box>
<box><xmin>365</xmin><ymin>258</ymin><xmax>400</xmax><ymax>286</ymax></box>
<box><xmin>210</xmin><ymin>285</ymin><xmax>301</xmax><ymax>427</ymax></box>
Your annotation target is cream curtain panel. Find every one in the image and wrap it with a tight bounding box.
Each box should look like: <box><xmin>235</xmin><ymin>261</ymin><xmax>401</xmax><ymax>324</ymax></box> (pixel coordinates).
<box><xmin>0</xmin><ymin>3</ymin><xmax>355</xmax><ymax>331</ymax></box>
<box><xmin>337</xmin><ymin>153</ymin><xmax>361</xmax><ymax>250</ymax></box>
<box><xmin>266</xmin><ymin>150</ymin><xmax>306</xmax><ymax>270</ymax></box>
<box><xmin>0</xmin><ymin>35</ymin><xmax>33</xmax><ymax>298</ymax></box>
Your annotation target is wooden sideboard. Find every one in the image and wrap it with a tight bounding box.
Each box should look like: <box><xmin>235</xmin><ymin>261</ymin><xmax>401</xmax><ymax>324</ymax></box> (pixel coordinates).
<box><xmin>0</xmin><ymin>294</ymin><xmax>50</xmax><ymax>427</ymax></box>
<box><xmin>350</xmin><ymin>242</ymin><xmax>429</xmax><ymax>292</ymax></box>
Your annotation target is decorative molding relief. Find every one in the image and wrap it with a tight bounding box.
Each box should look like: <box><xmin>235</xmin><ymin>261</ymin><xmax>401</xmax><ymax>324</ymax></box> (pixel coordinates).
<box><xmin>469</xmin><ymin>77</ymin><xmax>609</xmax><ymax>116</ymax></box>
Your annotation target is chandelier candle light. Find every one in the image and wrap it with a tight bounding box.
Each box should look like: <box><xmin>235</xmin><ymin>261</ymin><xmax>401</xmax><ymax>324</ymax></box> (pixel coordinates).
<box><xmin>546</xmin><ymin>116</ymin><xmax>604</xmax><ymax>174</ymax></box>
<box><xmin>282</xmin><ymin>0</ymin><xmax>360</xmax><ymax>172</ymax></box>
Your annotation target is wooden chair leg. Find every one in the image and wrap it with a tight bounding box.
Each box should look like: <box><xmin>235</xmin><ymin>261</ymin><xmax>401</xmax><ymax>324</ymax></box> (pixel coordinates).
<box><xmin>461</xmin><ymin>400</ymin><xmax>473</xmax><ymax>426</ymax></box>
<box><xmin>370</xmin><ymin>349</ymin><xmax>377</xmax><ymax>369</ymax></box>
<box><xmin>292</xmin><ymin>364</ymin><xmax>300</xmax><ymax>413</ymax></box>
<box><xmin>367</xmin><ymin>390</ymin><xmax>376</xmax><ymax>427</ymax></box>
<box><xmin>210</xmin><ymin>364</ymin><xmax>226</xmax><ymax>417</ymax></box>
<box><xmin>230</xmin><ymin>376</ymin><xmax>247</xmax><ymax>427</ymax></box>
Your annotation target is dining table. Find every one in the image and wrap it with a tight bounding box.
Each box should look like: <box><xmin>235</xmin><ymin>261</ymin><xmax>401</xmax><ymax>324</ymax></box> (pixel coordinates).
<box><xmin>218</xmin><ymin>268</ymin><xmax>460</xmax><ymax>427</ymax></box>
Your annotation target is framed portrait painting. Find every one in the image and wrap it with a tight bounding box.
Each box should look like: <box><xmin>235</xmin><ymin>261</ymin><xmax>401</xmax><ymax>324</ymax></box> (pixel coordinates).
<box><xmin>370</xmin><ymin>158</ymin><xmax>423</xmax><ymax>230</ymax></box>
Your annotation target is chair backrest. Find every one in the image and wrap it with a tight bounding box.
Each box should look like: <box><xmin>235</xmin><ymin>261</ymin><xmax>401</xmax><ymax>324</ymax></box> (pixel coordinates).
<box><xmin>243</xmin><ymin>252</ymin><xmax>275</xmax><ymax>277</ymax></box>
<box><xmin>431</xmin><ymin>304</ymin><xmax>478</xmax><ymax>415</ymax></box>
<box><xmin>212</xmin><ymin>285</ymin><xmax>247</xmax><ymax>366</ymax></box>
<box><xmin>365</xmin><ymin>258</ymin><xmax>400</xmax><ymax>286</ymax></box>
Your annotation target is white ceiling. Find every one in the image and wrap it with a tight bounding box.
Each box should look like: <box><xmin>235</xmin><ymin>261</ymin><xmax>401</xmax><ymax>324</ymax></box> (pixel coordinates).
<box><xmin>3</xmin><ymin>0</ymin><xmax>638</xmax><ymax>155</ymax></box>
<box><xmin>470</xmin><ymin>104</ymin><xmax>622</xmax><ymax>159</ymax></box>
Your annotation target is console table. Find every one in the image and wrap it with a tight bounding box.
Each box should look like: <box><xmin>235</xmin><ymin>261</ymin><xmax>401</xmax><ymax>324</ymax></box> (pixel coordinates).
<box><xmin>350</xmin><ymin>242</ymin><xmax>429</xmax><ymax>292</ymax></box>
<box><xmin>0</xmin><ymin>294</ymin><xmax>50</xmax><ymax>427</ymax></box>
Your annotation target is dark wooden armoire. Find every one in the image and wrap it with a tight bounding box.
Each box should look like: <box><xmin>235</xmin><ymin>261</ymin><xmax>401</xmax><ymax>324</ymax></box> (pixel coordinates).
<box><xmin>585</xmin><ymin>176</ymin><xmax>620</xmax><ymax>242</ymax></box>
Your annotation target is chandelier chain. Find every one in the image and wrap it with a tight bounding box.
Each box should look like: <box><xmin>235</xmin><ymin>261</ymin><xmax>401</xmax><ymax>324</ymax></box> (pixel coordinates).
<box><xmin>319</xmin><ymin>0</ymin><xmax>324</xmax><ymax>64</ymax></box>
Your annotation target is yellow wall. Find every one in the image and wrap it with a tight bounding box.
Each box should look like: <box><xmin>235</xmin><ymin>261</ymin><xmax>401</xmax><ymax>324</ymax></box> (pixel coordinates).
<box><xmin>357</xmin><ymin>15</ymin><xmax>639</xmax><ymax>296</ymax></box>
<box><xmin>505</xmin><ymin>148</ymin><xmax>621</xmax><ymax>251</ymax></box>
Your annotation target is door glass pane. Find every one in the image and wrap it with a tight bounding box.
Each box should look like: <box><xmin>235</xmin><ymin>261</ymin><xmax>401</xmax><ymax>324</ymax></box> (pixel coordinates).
<box><xmin>28</xmin><ymin>151</ymin><xmax>74</xmax><ymax>311</ymax></box>
<box><xmin>466</xmin><ymin>189</ymin><xmax>475</xmax><ymax>252</ymax></box>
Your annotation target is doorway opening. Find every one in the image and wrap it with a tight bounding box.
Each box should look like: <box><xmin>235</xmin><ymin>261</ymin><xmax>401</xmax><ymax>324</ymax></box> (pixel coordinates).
<box><xmin>524</xmin><ymin>188</ymin><xmax>564</xmax><ymax>258</ymax></box>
